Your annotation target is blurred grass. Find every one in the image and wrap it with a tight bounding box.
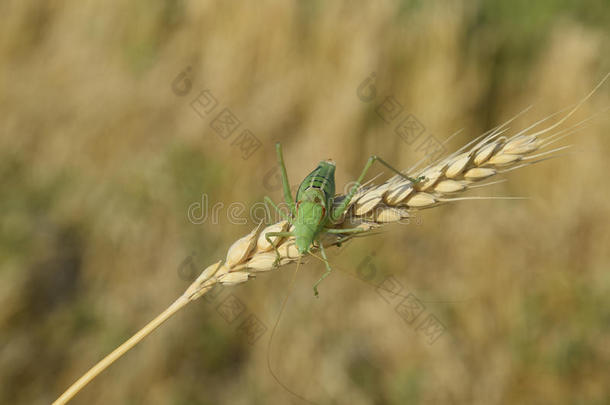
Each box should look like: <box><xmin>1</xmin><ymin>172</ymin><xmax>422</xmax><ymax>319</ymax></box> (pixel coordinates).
<box><xmin>1</xmin><ymin>1</ymin><xmax>609</xmax><ymax>404</ymax></box>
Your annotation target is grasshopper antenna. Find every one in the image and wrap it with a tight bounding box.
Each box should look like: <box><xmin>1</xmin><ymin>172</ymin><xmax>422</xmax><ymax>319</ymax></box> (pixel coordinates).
<box><xmin>266</xmin><ymin>256</ymin><xmax>318</xmax><ymax>405</ymax></box>
<box><xmin>307</xmin><ymin>250</ymin><xmax>475</xmax><ymax>304</ymax></box>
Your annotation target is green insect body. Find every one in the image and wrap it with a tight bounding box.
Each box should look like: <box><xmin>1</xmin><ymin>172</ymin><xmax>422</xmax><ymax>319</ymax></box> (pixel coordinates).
<box><xmin>264</xmin><ymin>143</ymin><xmax>422</xmax><ymax>297</ymax></box>
<box><xmin>293</xmin><ymin>161</ymin><xmax>336</xmax><ymax>254</ymax></box>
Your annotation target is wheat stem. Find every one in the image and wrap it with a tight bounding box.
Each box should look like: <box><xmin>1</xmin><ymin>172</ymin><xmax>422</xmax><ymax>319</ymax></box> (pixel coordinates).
<box><xmin>52</xmin><ymin>296</ymin><xmax>190</xmax><ymax>405</ymax></box>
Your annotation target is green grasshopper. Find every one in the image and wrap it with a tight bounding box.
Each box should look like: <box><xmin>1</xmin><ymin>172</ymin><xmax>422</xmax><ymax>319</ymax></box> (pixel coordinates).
<box><xmin>264</xmin><ymin>143</ymin><xmax>424</xmax><ymax>297</ymax></box>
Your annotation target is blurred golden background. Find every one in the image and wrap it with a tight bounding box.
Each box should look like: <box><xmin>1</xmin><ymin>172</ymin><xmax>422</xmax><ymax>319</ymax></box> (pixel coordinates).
<box><xmin>1</xmin><ymin>1</ymin><xmax>609</xmax><ymax>404</ymax></box>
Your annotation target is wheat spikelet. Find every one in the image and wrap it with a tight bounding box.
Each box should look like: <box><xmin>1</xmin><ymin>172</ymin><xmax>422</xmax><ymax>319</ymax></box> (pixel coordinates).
<box><xmin>185</xmin><ymin>70</ymin><xmax>610</xmax><ymax>298</ymax></box>
<box><xmin>52</xmin><ymin>75</ymin><xmax>608</xmax><ymax>404</ymax></box>
<box><xmin>162</xmin><ymin>101</ymin><xmax>599</xmax><ymax>313</ymax></box>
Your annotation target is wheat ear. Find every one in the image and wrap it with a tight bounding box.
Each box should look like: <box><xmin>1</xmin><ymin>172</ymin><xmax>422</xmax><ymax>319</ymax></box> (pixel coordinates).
<box><xmin>53</xmin><ymin>79</ymin><xmax>606</xmax><ymax>404</ymax></box>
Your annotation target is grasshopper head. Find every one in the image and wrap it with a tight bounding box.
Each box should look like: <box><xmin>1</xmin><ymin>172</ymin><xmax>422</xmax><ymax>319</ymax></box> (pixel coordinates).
<box><xmin>295</xmin><ymin>232</ymin><xmax>314</xmax><ymax>255</ymax></box>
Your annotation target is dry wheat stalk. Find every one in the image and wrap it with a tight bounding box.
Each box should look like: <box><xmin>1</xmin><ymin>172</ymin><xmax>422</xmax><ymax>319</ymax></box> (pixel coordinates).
<box><xmin>53</xmin><ymin>77</ymin><xmax>607</xmax><ymax>404</ymax></box>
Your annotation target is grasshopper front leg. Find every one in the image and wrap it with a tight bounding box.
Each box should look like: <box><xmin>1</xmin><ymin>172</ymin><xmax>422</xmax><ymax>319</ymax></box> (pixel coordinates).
<box><xmin>263</xmin><ymin>193</ymin><xmax>295</xmax><ymax>267</ymax></box>
<box><xmin>265</xmin><ymin>231</ymin><xmax>294</xmax><ymax>267</ymax></box>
